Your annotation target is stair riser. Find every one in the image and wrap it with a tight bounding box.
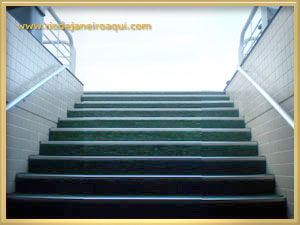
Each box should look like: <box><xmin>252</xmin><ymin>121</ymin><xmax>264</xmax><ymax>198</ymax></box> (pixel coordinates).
<box><xmin>16</xmin><ymin>177</ymin><xmax>274</xmax><ymax>196</ymax></box>
<box><xmin>7</xmin><ymin>198</ymin><xmax>287</xmax><ymax>219</ymax></box>
<box><xmin>58</xmin><ymin>119</ymin><xmax>245</xmax><ymax>128</ymax></box>
<box><xmin>75</xmin><ymin>102</ymin><xmax>234</xmax><ymax>108</ymax></box>
<box><xmin>28</xmin><ymin>159</ymin><xmax>266</xmax><ymax>175</ymax></box>
<box><xmin>81</xmin><ymin>96</ymin><xmax>230</xmax><ymax>101</ymax></box>
<box><xmin>40</xmin><ymin>143</ymin><xmax>258</xmax><ymax>156</ymax></box>
<box><xmin>67</xmin><ymin>110</ymin><xmax>239</xmax><ymax>117</ymax></box>
<box><xmin>49</xmin><ymin>130</ymin><xmax>251</xmax><ymax>141</ymax></box>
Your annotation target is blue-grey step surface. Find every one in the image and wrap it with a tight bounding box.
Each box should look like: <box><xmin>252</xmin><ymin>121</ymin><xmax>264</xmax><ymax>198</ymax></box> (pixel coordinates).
<box><xmin>40</xmin><ymin>141</ymin><xmax>259</xmax><ymax>156</ymax></box>
<box><xmin>6</xmin><ymin>194</ymin><xmax>287</xmax><ymax>219</ymax></box>
<box><xmin>67</xmin><ymin>108</ymin><xmax>239</xmax><ymax>117</ymax></box>
<box><xmin>15</xmin><ymin>173</ymin><xmax>275</xmax><ymax>196</ymax></box>
<box><xmin>58</xmin><ymin>117</ymin><xmax>245</xmax><ymax>128</ymax></box>
<box><xmin>49</xmin><ymin>128</ymin><xmax>251</xmax><ymax>141</ymax></box>
<box><xmin>28</xmin><ymin>155</ymin><xmax>266</xmax><ymax>175</ymax></box>
<box><xmin>81</xmin><ymin>94</ymin><xmax>230</xmax><ymax>101</ymax></box>
<box><xmin>75</xmin><ymin>101</ymin><xmax>234</xmax><ymax>108</ymax></box>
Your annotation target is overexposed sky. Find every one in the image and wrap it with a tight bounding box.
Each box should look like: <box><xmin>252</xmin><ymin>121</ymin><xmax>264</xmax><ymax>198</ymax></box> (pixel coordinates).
<box><xmin>52</xmin><ymin>6</ymin><xmax>252</xmax><ymax>91</ymax></box>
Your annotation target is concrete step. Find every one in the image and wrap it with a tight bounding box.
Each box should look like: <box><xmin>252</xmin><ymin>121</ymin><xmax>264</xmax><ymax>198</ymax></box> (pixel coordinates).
<box><xmin>67</xmin><ymin>108</ymin><xmax>239</xmax><ymax>117</ymax></box>
<box><xmin>15</xmin><ymin>173</ymin><xmax>275</xmax><ymax>196</ymax></box>
<box><xmin>81</xmin><ymin>94</ymin><xmax>230</xmax><ymax>101</ymax></box>
<box><xmin>6</xmin><ymin>194</ymin><xmax>287</xmax><ymax>218</ymax></box>
<box><xmin>58</xmin><ymin>117</ymin><xmax>245</xmax><ymax>128</ymax></box>
<box><xmin>49</xmin><ymin>128</ymin><xmax>251</xmax><ymax>141</ymax></box>
<box><xmin>75</xmin><ymin>101</ymin><xmax>234</xmax><ymax>108</ymax></box>
<box><xmin>40</xmin><ymin>141</ymin><xmax>258</xmax><ymax>156</ymax></box>
<box><xmin>28</xmin><ymin>155</ymin><xmax>266</xmax><ymax>175</ymax></box>
<box><xmin>83</xmin><ymin>91</ymin><xmax>226</xmax><ymax>95</ymax></box>
<box><xmin>8</xmin><ymin>90</ymin><xmax>288</xmax><ymax>219</ymax></box>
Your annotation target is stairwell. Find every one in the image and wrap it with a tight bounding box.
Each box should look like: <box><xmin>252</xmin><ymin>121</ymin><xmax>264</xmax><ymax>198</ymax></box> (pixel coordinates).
<box><xmin>7</xmin><ymin>91</ymin><xmax>287</xmax><ymax>219</ymax></box>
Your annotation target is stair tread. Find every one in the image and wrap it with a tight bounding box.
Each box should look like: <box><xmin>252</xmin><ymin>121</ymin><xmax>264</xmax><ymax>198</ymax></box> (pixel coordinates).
<box><xmin>29</xmin><ymin>154</ymin><xmax>265</xmax><ymax>175</ymax></box>
<box><xmin>50</xmin><ymin>128</ymin><xmax>250</xmax><ymax>132</ymax></box>
<box><xmin>17</xmin><ymin>173</ymin><xmax>273</xmax><ymax>180</ymax></box>
<box><xmin>60</xmin><ymin>117</ymin><xmax>244</xmax><ymax>121</ymax></box>
<box><xmin>68</xmin><ymin>107</ymin><xmax>239</xmax><ymax>118</ymax></box>
<box><xmin>81</xmin><ymin>94</ymin><xmax>228</xmax><ymax>97</ymax></box>
<box><xmin>69</xmin><ymin>107</ymin><xmax>237</xmax><ymax>111</ymax></box>
<box><xmin>83</xmin><ymin>91</ymin><xmax>226</xmax><ymax>95</ymax></box>
<box><xmin>7</xmin><ymin>193</ymin><xmax>285</xmax><ymax>202</ymax></box>
<box><xmin>41</xmin><ymin>140</ymin><xmax>257</xmax><ymax>145</ymax></box>
<box><xmin>29</xmin><ymin>155</ymin><xmax>264</xmax><ymax>160</ymax></box>
<box><xmin>7</xmin><ymin>194</ymin><xmax>287</xmax><ymax>218</ymax></box>
<box><xmin>77</xmin><ymin>101</ymin><xmax>233</xmax><ymax>104</ymax></box>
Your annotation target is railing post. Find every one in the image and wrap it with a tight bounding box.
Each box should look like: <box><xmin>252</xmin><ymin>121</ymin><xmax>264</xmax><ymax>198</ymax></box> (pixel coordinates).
<box><xmin>238</xmin><ymin>6</ymin><xmax>258</xmax><ymax>63</ymax></box>
<box><xmin>42</xmin><ymin>7</ymin><xmax>76</xmax><ymax>73</ymax></box>
<box><xmin>70</xmin><ymin>48</ymin><xmax>76</xmax><ymax>74</ymax></box>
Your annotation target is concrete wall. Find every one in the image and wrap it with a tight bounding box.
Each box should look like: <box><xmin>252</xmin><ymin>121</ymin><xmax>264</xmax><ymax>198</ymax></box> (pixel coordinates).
<box><xmin>226</xmin><ymin>6</ymin><xmax>294</xmax><ymax>218</ymax></box>
<box><xmin>6</xmin><ymin>12</ymin><xmax>84</xmax><ymax>193</ymax></box>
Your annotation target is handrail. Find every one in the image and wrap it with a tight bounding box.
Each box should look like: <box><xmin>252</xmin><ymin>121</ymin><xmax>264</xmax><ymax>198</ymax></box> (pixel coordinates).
<box><xmin>43</xmin><ymin>40</ymin><xmax>70</xmax><ymax>47</ymax></box>
<box><xmin>43</xmin><ymin>7</ymin><xmax>76</xmax><ymax>73</ymax></box>
<box><xmin>239</xmin><ymin>6</ymin><xmax>259</xmax><ymax>63</ymax></box>
<box><xmin>45</xmin><ymin>25</ymin><xmax>71</xmax><ymax>54</ymax></box>
<box><xmin>238</xmin><ymin>7</ymin><xmax>259</xmax><ymax>63</ymax></box>
<box><xmin>239</xmin><ymin>6</ymin><xmax>280</xmax><ymax>63</ymax></box>
<box><xmin>237</xmin><ymin>66</ymin><xmax>294</xmax><ymax>129</ymax></box>
<box><xmin>43</xmin><ymin>34</ymin><xmax>71</xmax><ymax>64</ymax></box>
<box><xmin>6</xmin><ymin>65</ymin><xmax>68</xmax><ymax>111</ymax></box>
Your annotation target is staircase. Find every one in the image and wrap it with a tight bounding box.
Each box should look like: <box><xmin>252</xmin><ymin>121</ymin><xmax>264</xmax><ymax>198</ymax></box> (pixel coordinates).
<box><xmin>7</xmin><ymin>91</ymin><xmax>287</xmax><ymax>219</ymax></box>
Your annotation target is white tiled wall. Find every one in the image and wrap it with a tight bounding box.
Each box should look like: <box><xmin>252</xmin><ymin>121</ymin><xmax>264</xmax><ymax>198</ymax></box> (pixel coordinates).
<box><xmin>226</xmin><ymin>6</ymin><xmax>294</xmax><ymax>218</ymax></box>
<box><xmin>6</xmin><ymin>12</ymin><xmax>84</xmax><ymax>193</ymax></box>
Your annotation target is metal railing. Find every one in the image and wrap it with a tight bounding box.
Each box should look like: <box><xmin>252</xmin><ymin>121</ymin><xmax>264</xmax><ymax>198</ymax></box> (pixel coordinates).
<box><xmin>237</xmin><ymin>66</ymin><xmax>294</xmax><ymax>129</ymax></box>
<box><xmin>41</xmin><ymin>7</ymin><xmax>76</xmax><ymax>73</ymax></box>
<box><xmin>239</xmin><ymin>6</ymin><xmax>280</xmax><ymax>63</ymax></box>
<box><xmin>6</xmin><ymin>65</ymin><xmax>68</xmax><ymax>111</ymax></box>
